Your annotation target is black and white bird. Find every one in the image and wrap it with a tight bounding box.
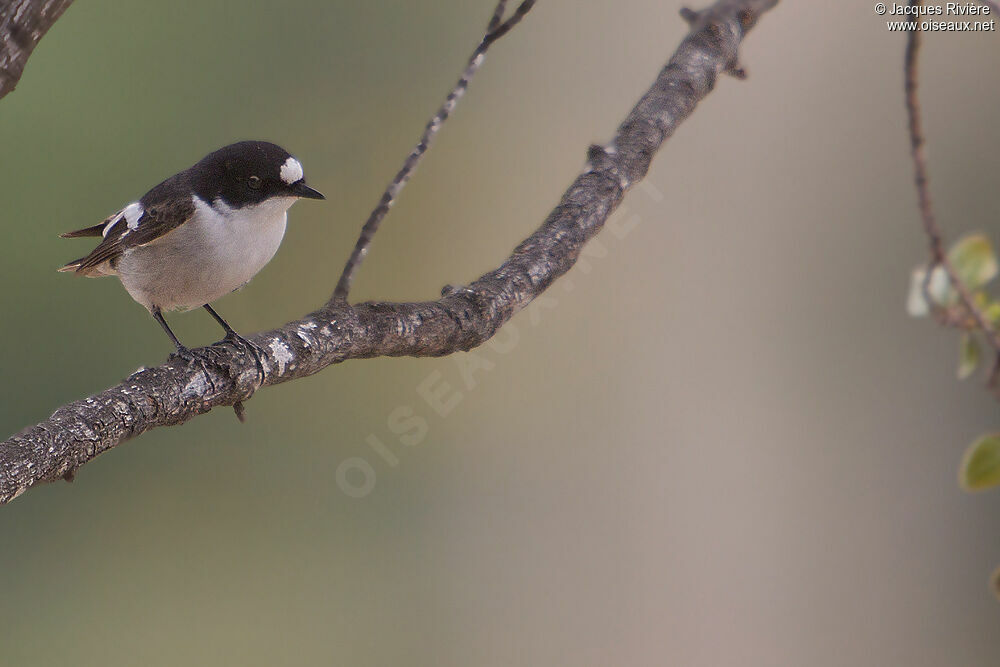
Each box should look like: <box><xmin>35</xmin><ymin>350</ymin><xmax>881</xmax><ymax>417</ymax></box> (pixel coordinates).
<box><xmin>59</xmin><ymin>140</ymin><xmax>324</xmax><ymax>360</ymax></box>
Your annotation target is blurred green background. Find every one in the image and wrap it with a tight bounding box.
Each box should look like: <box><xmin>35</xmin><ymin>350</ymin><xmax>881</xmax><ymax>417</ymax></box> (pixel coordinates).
<box><xmin>2</xmin><ymin>1</ymin><xmax>1000</xmax><ymax>665</ymax></box>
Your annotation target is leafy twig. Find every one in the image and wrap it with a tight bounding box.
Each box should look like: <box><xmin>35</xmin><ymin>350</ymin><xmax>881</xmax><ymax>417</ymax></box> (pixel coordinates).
<box><xmin>904</xmin><ymin>0</ymin><xmax>1000</xmax><ymax>368</ymax></box>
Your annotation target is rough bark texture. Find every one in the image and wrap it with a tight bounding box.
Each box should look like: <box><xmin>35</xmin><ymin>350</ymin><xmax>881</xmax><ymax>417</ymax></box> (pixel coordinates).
<box><xmin>0</xmin><ymin>0</ymin><xmax>73</xmax><ymax>100</ymax></box>
<box><xmin>0</xmin><ymin>0</ymin><xmax>779</xmax><ymax>504</ymax></box>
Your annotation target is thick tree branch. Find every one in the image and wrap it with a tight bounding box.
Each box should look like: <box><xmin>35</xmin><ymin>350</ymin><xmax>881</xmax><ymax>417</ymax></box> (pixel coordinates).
<box><xmin>0</xmin><ymin>0</ymin><xmax>73</xmax><ymax>100</ymax></box>
<box><xmin>0</xmin><ymin>0</ymin><xmax>779</xmax><ymax>505</ymax></box>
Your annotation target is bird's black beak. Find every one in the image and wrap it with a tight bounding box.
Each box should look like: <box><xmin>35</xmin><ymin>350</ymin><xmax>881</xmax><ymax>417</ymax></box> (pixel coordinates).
<box><xmin>292</xmin><ymin>182</ymin><xmax>325</xmax><ymax>200</ymax></box>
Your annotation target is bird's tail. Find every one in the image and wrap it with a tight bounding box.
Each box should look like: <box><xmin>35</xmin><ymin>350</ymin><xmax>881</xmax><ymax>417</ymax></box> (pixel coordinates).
<box><xmin>59</xmin><ymin>223</ymin><xmax>107</xmax><ymax>238</ymax></box>
<box><xmin>57</xmin><ymin>258</ymin><xmax>113</xmax><ymax>277</ymax></box>
<box><xmin>58</xmin><ymin>222</ymin><xmax>116</xmax><ymax>275</ymax></box>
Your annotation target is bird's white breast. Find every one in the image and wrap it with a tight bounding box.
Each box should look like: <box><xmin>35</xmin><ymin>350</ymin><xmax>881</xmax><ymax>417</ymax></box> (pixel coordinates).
<box><xmin>117</xmin><ymin>195</ymin><xmax>295</xmax><ymax>311</ymax></box>
<box><xmin>192</xmin><ymin>195</ymin><xmax>292</xmax><ymax>289</ymax></box>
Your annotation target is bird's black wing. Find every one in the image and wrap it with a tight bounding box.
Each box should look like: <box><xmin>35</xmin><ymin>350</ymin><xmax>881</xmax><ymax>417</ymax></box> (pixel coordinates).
<box><xmin>60</xmin><ymin>186</ymin><xmax>196</xmax><ymax>274</ymax></box>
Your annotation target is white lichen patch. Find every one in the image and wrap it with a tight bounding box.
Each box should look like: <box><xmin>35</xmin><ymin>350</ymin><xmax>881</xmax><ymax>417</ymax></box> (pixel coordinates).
<box><xmin>269</xmin><ymin>339</ymin><xmax>294</xmax><ymax>375</ymax></box>
<box><xmin>182</xmin><ymin>374</ymin><xmax>208</xmax><ymax>396</ymax></box>
<box><xmin>280</xmin><ymin>157</ymin><xmax>303</xmax><ymax>185</ymax></box>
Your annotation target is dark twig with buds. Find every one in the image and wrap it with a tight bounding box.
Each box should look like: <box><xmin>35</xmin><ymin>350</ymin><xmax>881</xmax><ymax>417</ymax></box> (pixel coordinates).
<box><xmin>0</xmin><ymin>0</ymin><xmax>778</xmax><ymax>504</ymax></box>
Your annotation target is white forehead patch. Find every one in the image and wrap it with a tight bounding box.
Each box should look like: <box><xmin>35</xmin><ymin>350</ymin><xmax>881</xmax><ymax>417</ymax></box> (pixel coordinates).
<box><xmin>280</xmin><ymin>157</ymin><xmax>303</xmax><ymax>185</ymax></box>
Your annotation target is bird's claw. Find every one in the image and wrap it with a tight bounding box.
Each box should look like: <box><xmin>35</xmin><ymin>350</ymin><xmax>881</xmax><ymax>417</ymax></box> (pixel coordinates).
<box><xmin>168</xmin><ymin>345</ymin><xmax>220</xmax><ymax>371</ymax></box>
<box><xmin>220</xmin><ymin>331</ymin><xmax>267</xmax><ymax>382</ymax></box>
<box><xmin>167</xmin><ymin>345</ymin><xmax>226</xmax><ymax>398</ymax></box>
<box><xmin>167</xmin><ymin>335</ymin><xmax>265</xmax><ymax>422</ymax></box>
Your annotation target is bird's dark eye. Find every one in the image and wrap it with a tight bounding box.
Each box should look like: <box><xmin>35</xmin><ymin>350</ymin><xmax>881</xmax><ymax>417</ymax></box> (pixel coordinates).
<box><xmin>247</xmin><ymin>175</ymin><xmax>262</xmax><ymax>189</ymax></box>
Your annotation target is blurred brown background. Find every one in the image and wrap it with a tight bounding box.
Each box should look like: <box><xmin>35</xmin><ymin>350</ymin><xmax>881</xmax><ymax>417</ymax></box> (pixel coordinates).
<box><xmin>2</xmin><ymin>1</ymin><xmax>999</xmax><ymax>665</ymax></box>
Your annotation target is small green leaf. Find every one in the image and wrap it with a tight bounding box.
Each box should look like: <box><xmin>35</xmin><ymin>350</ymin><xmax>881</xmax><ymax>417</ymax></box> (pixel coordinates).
<box><xmin>958</xmin><ymin>333</ymin><xmax>981</xmax><ymax>380</ymax></box>
<box><xmin>960</xmin><ymin>434</ymin><xmax>1000</xmax><ymax>491</ymax></box>
<box><xmin>948</xmin><ymin>234</ymin><xmax>999</xmax><ymax>290</ymax></box>
<box><xmin>985</xmin><ymin>299</ymin><xmax>1000</xmax><ymax>325</ymax></box>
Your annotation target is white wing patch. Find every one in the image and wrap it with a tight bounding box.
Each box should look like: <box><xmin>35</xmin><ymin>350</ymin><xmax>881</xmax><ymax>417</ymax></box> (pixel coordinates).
<box><xmin>103</xmin><ymin>202</ymin><xmax>144</xmax><ymax>237</ymax></box>
<box><xmin>280</xmin><ymin>157</ymin><xmax>303</xmax><ymax>185</ymax></box>
<box><xmin>123</xmin><ymin>202</ymin><xmax>144</xmax><ymax>230</ymax></box>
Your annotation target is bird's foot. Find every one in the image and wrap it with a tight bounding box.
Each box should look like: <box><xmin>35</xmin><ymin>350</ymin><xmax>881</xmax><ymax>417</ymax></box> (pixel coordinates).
<box><xmin>167</xmin><ymin>335</ymin><xmax>266</xmax><ymax>423</ymax></box>
<box><xmin>168</xmin><ymin>344</ymin><xmax>221</xmax><ymax>373</ymax></box>
<box><xmin>168</xmin><ymin>344</ymin><xmax>237</xmax><ymax>393</ymax></box>
<box><xmin>168</xmin><ymin>344</ymin><xmax>248</xmax><ymax>421</ymax></box>
<box><xmin>219</xmin><ymin>331</ymin><xmax>267</xmax><ymax>383</ymax></box>
<box><xmin>218</xmin><ymin>332</ymin><xmax>267</xmax><ymax>423</ymax></box>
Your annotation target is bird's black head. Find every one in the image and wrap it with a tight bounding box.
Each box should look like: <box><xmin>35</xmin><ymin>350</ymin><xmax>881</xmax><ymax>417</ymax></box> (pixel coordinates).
<box><xmin>189</xmin><ymin>140</ymin><xmax>324</xmax><ymax>208</ymax></box>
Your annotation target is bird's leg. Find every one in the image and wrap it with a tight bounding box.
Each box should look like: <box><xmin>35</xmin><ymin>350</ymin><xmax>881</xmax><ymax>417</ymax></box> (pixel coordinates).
<box><xmin>155</xmin><ymin>306</ymin><xmax>216</xmax><ymax>375</ymax></box>
<box><xmin>203</xmin><ymin>304</ymin><xmax>266</xmax><ymax>381</ymax></box>
<box><xmin>203</xmin><ymin>305</ymin><xmax>266</xmax><ymax>423</ymax></box>
<box><xmin>152</xmin><ymin>306</ymin><xmax>185</xmax><ymax>353</ymax></box>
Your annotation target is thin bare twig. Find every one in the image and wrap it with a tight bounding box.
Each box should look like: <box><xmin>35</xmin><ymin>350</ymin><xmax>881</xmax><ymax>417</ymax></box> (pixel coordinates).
<box><xmin>488</xmin><ymin>0</ymin><xmax>510</xmax><ymax>33</ymax></box>
<box><xmin>331</xmin><ymin>0</ymin><xmax>537</xmax><ymax>302</ymax></box>
<box><xmin>904</xmin><ymin>0</ymin><xmax>1000</xmax><ymax>354</ymax></box>
<box><xmin>483</xmin><ymin>0</ymin><xmax>535</xmax><ymax>45</ymax></box>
